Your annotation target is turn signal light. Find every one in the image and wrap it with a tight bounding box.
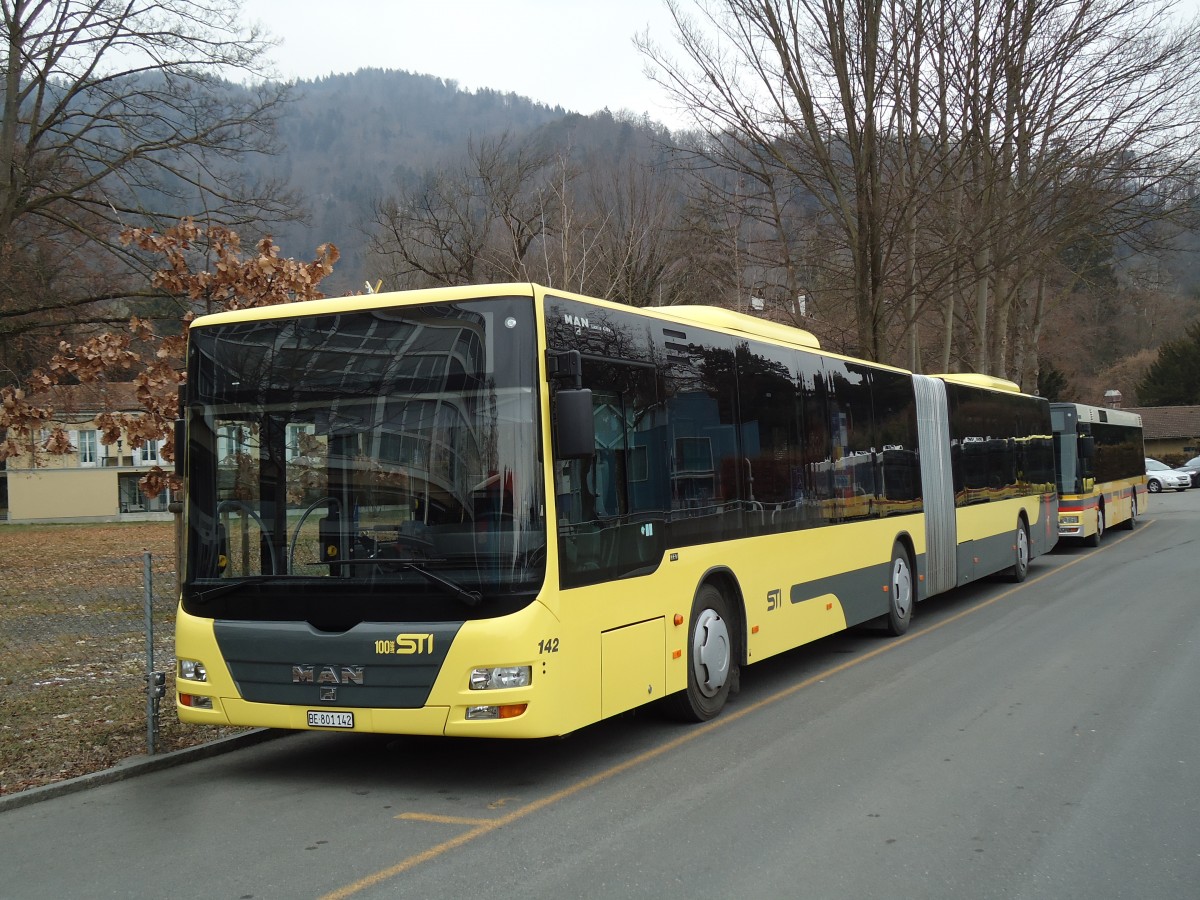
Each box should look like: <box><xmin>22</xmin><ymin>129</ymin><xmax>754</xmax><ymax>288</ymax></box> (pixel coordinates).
<box><xmin>465</xmin><ymin>703</ymin><xmax>528</xmax><ymax>720</ymax></box>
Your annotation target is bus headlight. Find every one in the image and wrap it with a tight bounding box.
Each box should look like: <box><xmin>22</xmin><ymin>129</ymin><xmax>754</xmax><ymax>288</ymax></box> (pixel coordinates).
<box><xmin>469</xmin><ymin>666</ymin><xmax>531</xmax><ymax>690</ymax></box>
<box><xmin>179</xmin><ymin>659</ymin><xmax>208</xmax><ymax>682</ymax></box>
<box><xmin>1061</xmin><ymin>514</ymin><xmax>1080</xmax><ymax>525</ymax></box>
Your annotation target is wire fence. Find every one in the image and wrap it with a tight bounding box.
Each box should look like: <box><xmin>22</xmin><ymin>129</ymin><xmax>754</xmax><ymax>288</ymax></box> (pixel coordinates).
<box><xmin>0</xmin><ymin>520</ymin><xmax>245</xmax><ymax>796</ymax></box>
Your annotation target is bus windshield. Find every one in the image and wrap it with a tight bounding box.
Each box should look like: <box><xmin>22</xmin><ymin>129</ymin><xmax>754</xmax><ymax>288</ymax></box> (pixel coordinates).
<box><xmin>181</xmin><ymin>296</ymin><xmax>544</xmax><ymax>622</ymax></box>
<box><xmin>1050</xmin><ymin>407</ymin><xmax>1081</xmax><ymax>495</ymax></box>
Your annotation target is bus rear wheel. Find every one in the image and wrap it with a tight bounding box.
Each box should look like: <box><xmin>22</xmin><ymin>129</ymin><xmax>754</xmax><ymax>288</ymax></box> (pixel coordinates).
<box><xmin>884</xmin><ymin>543</ymin><xmax>914</xmax><ymax>636</ymax></box>
<box><xmin>1010</xmin><ymin>520</ymin><xmax>1030</xmax><ymax>583</ymax></box>
<box><xmin>666</xmin><ymin>584</ymin><xmax>736</xmax><ymax>722</ymax></box>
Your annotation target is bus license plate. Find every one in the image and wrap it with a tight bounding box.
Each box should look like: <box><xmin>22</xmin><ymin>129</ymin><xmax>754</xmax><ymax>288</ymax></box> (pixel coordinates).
<box><xmin>307</xmin><ymin>710</ymin><xmax>354</xmax><ymax>729</ymax></box>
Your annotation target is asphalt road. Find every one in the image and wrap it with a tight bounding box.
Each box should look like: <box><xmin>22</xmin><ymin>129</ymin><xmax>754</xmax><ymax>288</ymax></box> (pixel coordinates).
<box><xmin>3</xmin><ymin>488</ymin><xmax>1198</xmax><ymax>900</ymax></box>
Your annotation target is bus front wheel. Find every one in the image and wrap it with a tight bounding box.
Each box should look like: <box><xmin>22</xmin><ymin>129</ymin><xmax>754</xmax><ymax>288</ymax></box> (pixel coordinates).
<box><xmin>1085</xmin><ymin>505</ymin><xmax>1104</xmax><ymax>547</ymax></box>
<box><xmin>666</xmin><ymin>584</ymin><xmax>736</xmax><ymax>722</ymax></box>
<box><xmin>884</xmin><ymin>543</ymin><xmax>914</xmax><ymax>636</ymax></box>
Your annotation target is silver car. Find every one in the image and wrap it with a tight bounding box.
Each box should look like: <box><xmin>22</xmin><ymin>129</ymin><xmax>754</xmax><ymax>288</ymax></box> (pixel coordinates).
<box><xmin>1145</xmin><ymin>458</ymin><xmax>1190</xmax><ymax>492</ymax></box>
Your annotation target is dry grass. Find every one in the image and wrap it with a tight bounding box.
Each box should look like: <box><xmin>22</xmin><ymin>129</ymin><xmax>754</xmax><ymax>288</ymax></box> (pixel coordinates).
<box><xmin>0</xmin><ymin>522</ymin><xmax>245</xmax><ymax>795</ymax></box>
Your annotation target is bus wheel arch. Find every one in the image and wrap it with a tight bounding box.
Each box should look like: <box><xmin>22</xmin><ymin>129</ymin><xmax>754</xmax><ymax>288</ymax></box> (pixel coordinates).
<box><xmin>665</xmin><ymin>571</ymin><xmax>743</xmax><ymax>722</ymax></box>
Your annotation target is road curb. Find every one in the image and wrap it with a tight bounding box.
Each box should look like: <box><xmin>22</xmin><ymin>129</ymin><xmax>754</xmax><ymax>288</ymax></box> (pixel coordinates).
<box><xmin>0</xmin><ymin>728</ymin><xmax>290</xmax><ymax>814</ymax></box>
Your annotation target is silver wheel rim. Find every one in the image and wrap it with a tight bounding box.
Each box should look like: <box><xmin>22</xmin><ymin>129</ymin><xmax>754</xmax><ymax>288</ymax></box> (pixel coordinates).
<box><xmin>1017</xmin><ymin>527</ymin><xmax>1029</xmax><ymax>570</ymax></box>
<box><xmin>891</xmin><ymin>556</ymin><xmax>912</xmax><ymax>619</ymax></box>
<box><xmin>691</xmin><ymin>608</ymin><xmax>731</xmax><ymax>698</ymax></box>
<box><xmin>1096</xmin><ymin>507</ymin><xmax>1104</xmax><ymax>538</ymax></box>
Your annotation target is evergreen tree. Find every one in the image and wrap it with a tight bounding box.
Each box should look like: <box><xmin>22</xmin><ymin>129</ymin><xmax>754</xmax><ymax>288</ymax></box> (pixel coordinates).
<box><xmin>1037</xmin><ymin>364</ymin><xmax>1071</xmax><ymax>402</ymax></box>
<box><xmin>1137</xmin><ymin>321</ymin><xmax>1200</xmax><ymax>405</ymax></box>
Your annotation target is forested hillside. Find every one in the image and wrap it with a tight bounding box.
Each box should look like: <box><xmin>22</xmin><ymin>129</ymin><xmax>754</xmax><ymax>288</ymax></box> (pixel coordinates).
<box><xmin>252</xmin><ymin>67</ymin><xmax>1200</xmax><ymax>407</ymax></box>
<box><xmin>257</xmin><ymin>69</ymin><xmax>572</xmax><ymax>288</ymax></box>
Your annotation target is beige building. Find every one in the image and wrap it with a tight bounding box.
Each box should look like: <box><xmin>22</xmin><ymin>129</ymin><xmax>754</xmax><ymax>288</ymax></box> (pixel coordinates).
<box><xmin>1</xmin><ymin>382</ymin><xmax>174</xmax><ymax>523</ymax></box>
<box><xmin>1124</xmin><ymin>405</ymin><xmax>1200</xmax><ymax>462</ymax></box>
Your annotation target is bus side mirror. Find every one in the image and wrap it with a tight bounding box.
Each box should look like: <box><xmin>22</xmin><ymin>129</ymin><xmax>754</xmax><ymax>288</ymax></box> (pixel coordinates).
<box><xmin>555</xmin><ymin>388</ymin><xmax>595</xmax><ymax>459</ymax></box>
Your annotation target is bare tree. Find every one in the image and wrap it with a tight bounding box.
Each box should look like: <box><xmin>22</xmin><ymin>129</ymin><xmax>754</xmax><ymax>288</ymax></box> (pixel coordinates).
<box><xmin>641</xmin><ymin>0</ymin><xmax>922</xmax><ymax>362</ymax></box>
<box><xmin>368</xmin><ymin>119</ymin><xmax>697</xmax><ymax>306</ymax></box>
<box><xmin>938</xmin><ymin>0</ymin><xmax>1200</xmax><ymax>382</ymax></box>
<box><xmin>1</xmin><ymin>0</ymin><xmax>298</xmax><ymax>377</ymax></box>
<box><xmin>644</xmin><ymin>0</ymin><xmax>1200</xmax><ymax>380</ymax></box>
<box><xmin>368</xmin><ymin>132</ymin><xmax>559</xmax><ymax>288</ymax></box>
<box><xmin>574</xmin><ymin>144</ymin><xmax>692</xmax><ymax>306</ymax></box>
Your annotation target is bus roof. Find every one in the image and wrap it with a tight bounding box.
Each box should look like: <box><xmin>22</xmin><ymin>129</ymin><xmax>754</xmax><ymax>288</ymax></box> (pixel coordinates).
<box><xmin>933</xmin><ymin>373</ymin><xmax>1023</xmax><ymax>394</ymax></box>
<box><xmin>189</xmin><ymin>283</ymin><xmax>824</xmax><ymax>351</ymax></box>
<box><xmin>190</xmin><ymin>282</ymin><xmax>540</xmax><ymax>328</ymax></box>
<box><xmin>1050</xmin><ymin>401</ymin><xmax>1143</xmax><ymax>428</ymax></box>
<box><xmin>665</xmin><ymin>305</ymin><xmax>821</xmax><ymax>349</ymax></box>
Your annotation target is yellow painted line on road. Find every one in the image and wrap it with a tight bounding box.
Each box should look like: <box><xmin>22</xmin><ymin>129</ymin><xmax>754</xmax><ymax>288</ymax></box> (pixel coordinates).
<box><xmin>395</xmin><ymin>813</ymin><xmax>497</xmax><ymax>826</ymax></box>
<box><xmin>321</xmin><ymin>522</ymin><xmax>1153</xmax><ymax>900</ymax></box>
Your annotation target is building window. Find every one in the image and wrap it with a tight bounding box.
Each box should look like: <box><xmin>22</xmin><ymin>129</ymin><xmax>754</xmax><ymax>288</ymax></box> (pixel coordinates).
<box><xmin>120</xmin><ymin>473</ymin><xmax>171</xmax><ymax>513</ymax></box>
<box><xmin>219</xmin><ymin>424</ymin><xmax>250</xmax><ymax>460</ymax></box>
<box><xmin>133</xmin><ymin>438</ymin><xmax>161</xmax><ymax>466</ymax></box>
<box><xmin>78</xmin><ymin>430</ymin><xmax>98</xmax><ymax>466</ymax></box>
<box><xmin>286</xmin><ymin>424</ymin><xmax>316</xmax><ymax>461</ymax></box>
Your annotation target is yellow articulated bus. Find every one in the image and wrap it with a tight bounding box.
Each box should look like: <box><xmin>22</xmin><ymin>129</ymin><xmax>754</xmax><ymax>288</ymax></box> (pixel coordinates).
<box><xmin>1051</xmin><ymin>402</ymin><xmax>1147</xmax><ymax>546</ymax></box>
<box><xmin>174</xmin><ymin>283</ymin><xmax>1057</xmax><ymax>737</ymax></box>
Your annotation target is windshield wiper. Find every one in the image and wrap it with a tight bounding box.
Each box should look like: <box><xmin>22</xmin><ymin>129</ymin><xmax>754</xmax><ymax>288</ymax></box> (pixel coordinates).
<box><xmin>328</xmin><ymin>558</ymin><xmax>482</xmax><ymax>607</ymax></box>
<box><xmin>190</xmin><ymin>575</ymin><xmax>285</xmax><ymax>603</ymax></box>
<box><xmin>399</xmin><ymin>562</ymin><xmax>482</xmax><ymax>607</ymax></box>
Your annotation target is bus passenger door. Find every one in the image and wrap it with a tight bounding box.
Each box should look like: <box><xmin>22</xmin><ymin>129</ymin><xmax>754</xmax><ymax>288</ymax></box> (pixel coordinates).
<box><xmin>555</xmin><ymin>361</ymin><xmax>667</xmax><ymax>590</ymax></box>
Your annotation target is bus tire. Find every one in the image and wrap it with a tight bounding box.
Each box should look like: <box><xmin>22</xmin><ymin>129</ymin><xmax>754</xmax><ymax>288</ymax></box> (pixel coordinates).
<box><xmin>665</xmin><ymin>583</ymin><xmax>736</xmax><ymax>722</ymax></box>
<box><xmin>1084</xmin><ymin>504</ymin><xmax>1104</xmax><ymax>547</ymax></box>
<box><xmin>1010</xmin><ymin>520</ymin><xmax>1030</xmax><ymax>583</ymax></box>
<box><xmin>884</xmin><ymin>543</ymin><xmax>914</xmax><ymax>636</ymax></box>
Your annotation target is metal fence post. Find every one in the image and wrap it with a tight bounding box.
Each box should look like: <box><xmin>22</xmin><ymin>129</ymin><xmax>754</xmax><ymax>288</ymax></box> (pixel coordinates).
<box><xmin>143</xmin><ymin>550</ymin><xmax>165</xmax><ymax>755</ymax></box>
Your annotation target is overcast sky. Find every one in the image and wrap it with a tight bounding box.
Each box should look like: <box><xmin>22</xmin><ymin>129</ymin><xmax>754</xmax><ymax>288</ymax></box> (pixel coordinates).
<box><xmin>239</xmin><ymin>0</ymin><xmax>687</xmax><ymax>127</ymax></box>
